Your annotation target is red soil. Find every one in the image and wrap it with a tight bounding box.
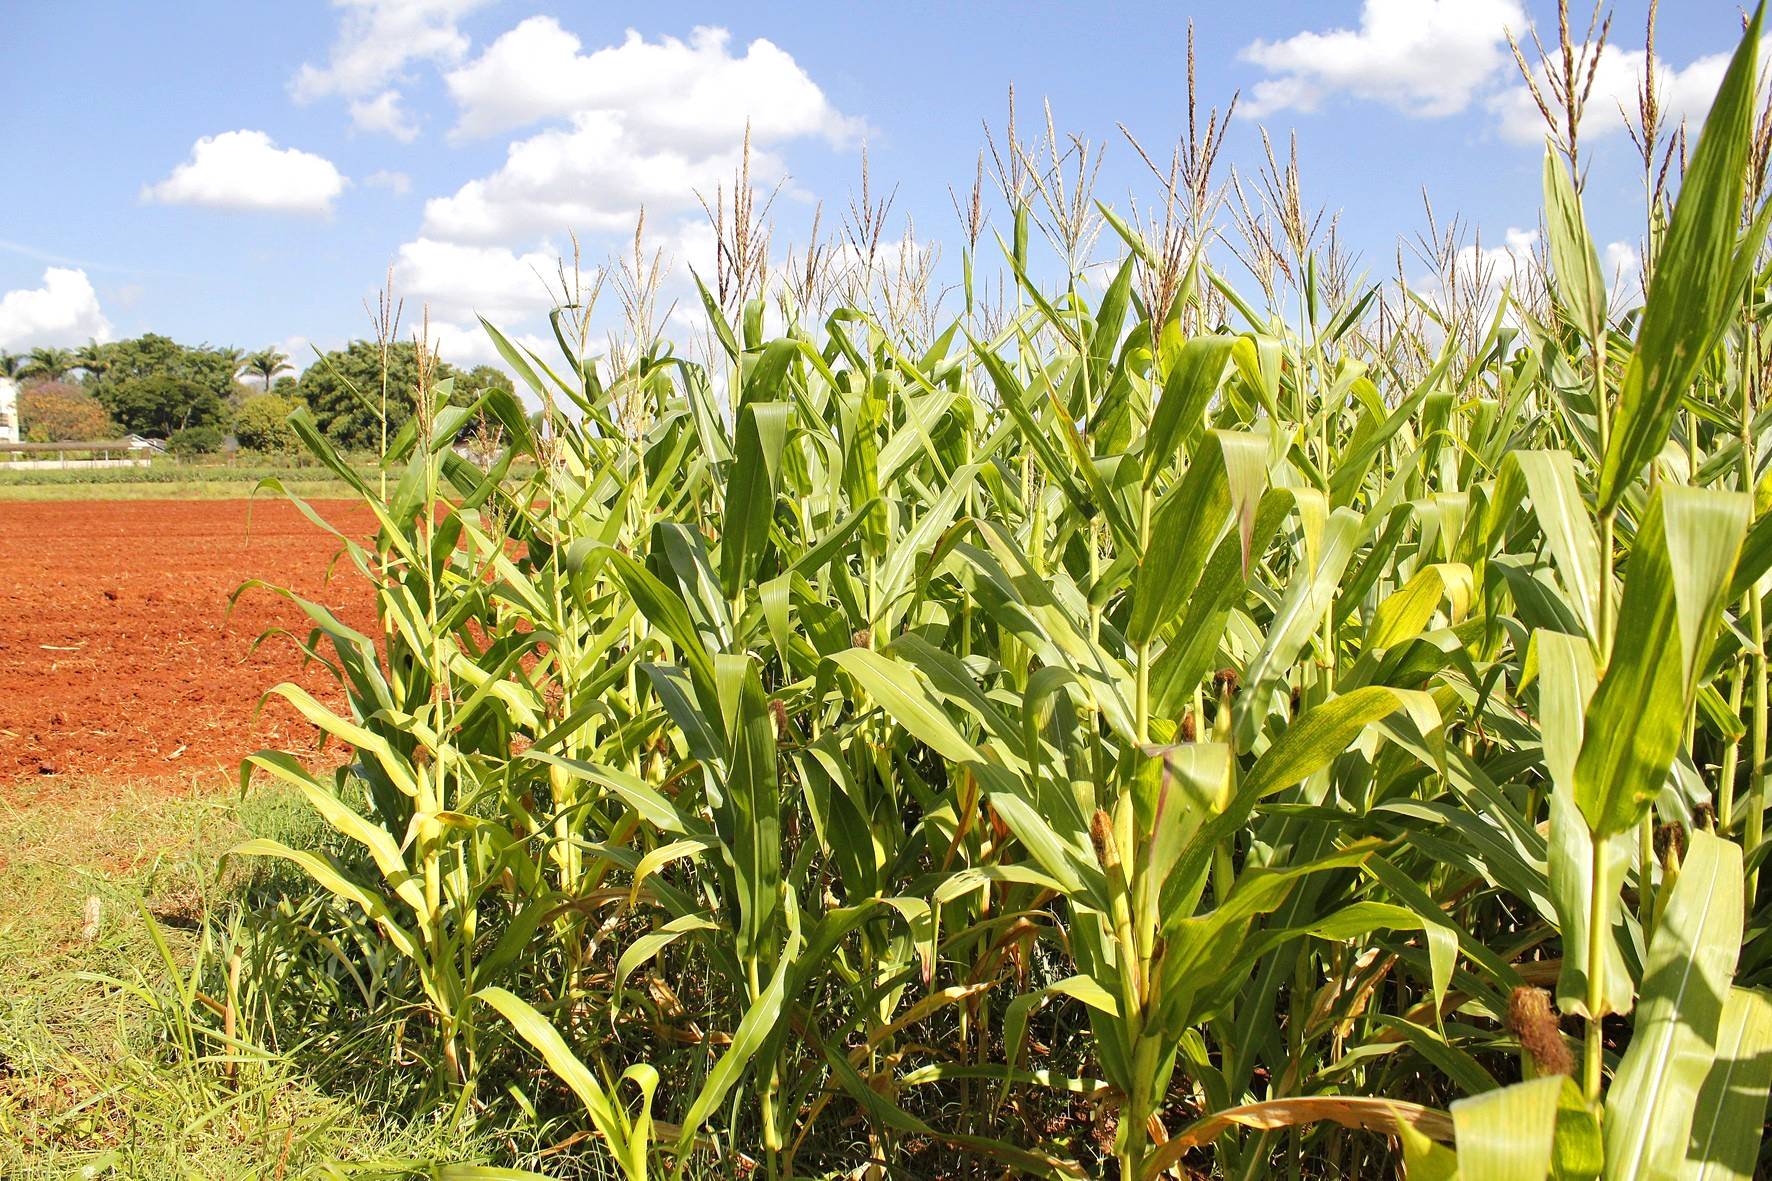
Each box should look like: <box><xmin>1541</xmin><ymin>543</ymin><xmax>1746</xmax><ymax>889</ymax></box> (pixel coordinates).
<box><xmin>0</xmin><ymin>498</ymin><xmax>377</xmax><ymax>792</ymax></box>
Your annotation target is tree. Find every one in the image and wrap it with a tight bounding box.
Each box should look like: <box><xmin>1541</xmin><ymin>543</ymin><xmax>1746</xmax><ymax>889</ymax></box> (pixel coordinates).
<box><xmin>169</xmin><ymin>424</ymin><xmax>223</xmax><ymax>457</ymax></box>
<box><xmin>87</xmin><ymin>334</ymin><xmax>238</xmax><ymax>400</ymax></box>
<box><xmin>85</xmin><ymin>335</ymin><xmax>239</xmax><ymax>436</ymax></box>
<box><xmin>297</xmin><ymin>340</ymin><xmax>464</xmax><ymax>451</ymax></box>
<box><xmin>101</xmin><ymin>373</ymin><xmax>227</xmax><ymax>437</ymax></box>
<box><xmin>211</xmin><ymin>346</ymin><xmax>245</xmax><ymax>379</ymax></box>
<box><xmin>18</xmin><ymin>381</ymin><xmax>113</xmax><ymax>441</ymax></box>
<box><xmin>232</xmin><ymin>392</ymin><xmax>300</xmax><ymax>454</ymax></box>
<box><xmin>451</xmin><ymin>364</ymin><xmax>517</xmax><ymax>442</ymax></box>
<box><xmin>458</xmin><ymin>364</ymin><xmax>515</xmax><ymax>398</ymax></box>
<box><xmin>241</xmin><ymin>348</ymin><xmax>292</xmax><ymax>392</ymax></box>
<box><xmin>20</xmin><ymin>346</ymin><xmax>75</xmax><ymax>384</ymax></box>
<box><xmin>73</xmin><ymin>340</ymin><xmax>109</xmax><ymax>382</ymax></box>
<box><xmin>0</xmin><ymin>353</ymin><xmax>24</xmax><ymax>381</ymax></box>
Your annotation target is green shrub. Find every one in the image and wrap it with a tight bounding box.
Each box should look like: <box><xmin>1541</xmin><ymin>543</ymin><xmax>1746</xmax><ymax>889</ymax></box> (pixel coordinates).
<box><xmin>168</xmin><ymin>425</ymin><xmax>223</xmax><ymax>457</ymax></box>
<box><xmin>232</xmin><ymin>393</ymin><xmax>300</xmax><ymax>455</ymax></box>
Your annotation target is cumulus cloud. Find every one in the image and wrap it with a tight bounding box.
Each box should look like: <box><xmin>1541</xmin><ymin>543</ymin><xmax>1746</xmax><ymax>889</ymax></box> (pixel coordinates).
<box><xmin>348</xmin><ymin>89</ymin><xmax>419</xmax><ymax>142</ymax></box>
<box><xmin>1604</xmin><ymin>239</ymin><xmax>1644</xmax><ymax>303</ymax></box>
<box><xmin>1604</xmin><ymin>239</ymin><xmax>1640</xmax><ymax>279</ymax></box>
<box><xmin>1240</xmin><ymin>2</ymin><xmax>1739</xmax><ymax>155</ymax></box>
<box><xmin>276</xmin><ymin>334</ymin><xmax>320</xmax><ymax>375</ymax></box>
<box><xmin>393</xmin><ymin>237</ymin><xmax>564</xmax><ymax>323</ymax></box>
<box><xmin>1454</xmin><ymin>226</ymin><xmax>1540</xmax><ymax>293</ymax></box>
<box><xmin>445</xmin><ymin>19</ymin><xmax>861</xmax><ymax>145</ymax></box>
<box><xmin>1490</xmin><ymin>47</ymin><xmax>1732</xmax><ymax>143</ymax></box>
<box><xmin>1426</xmin><ymin>228</ymin><xmax>1640</xmax><ymax>314</ymax></box>
<box><xmin>421</xmin><ymin>112</ymin><xmax>786</xmax><ymax>244</ymax></box>
<box><xmin>1240</xmin><ymin>0</ymin><xmax>1525</xmax><ymax>118</ymax></box>
<box><xmin>382</xmin><ymin>18</ymin><xmax>853</xmax><ymax>356</ymax></box>
<box><xmin>1406</xmin><ymin>226</ymin><xmax>1542</xmax><ymax>319</ymax></box>
<box><xmin>421</xmin><ymin>21</ymin><xmax>855</xmax><ymax>245</ymax></box>
<box><xmin>292</xmin><ymin>0</ymin><xmax>491</xmax><ymax>137</ymax></box>
<box><xmin>422</xmin><ymin>318</ymin><xmax>554</xmax><ymax>370</ymax></box>
<box><xmin>0</xmin><ymin>267</ymin><xmax>113</xmax><ymax>351</ymax></box>
<box><xmin>142</xmin><ymin>130</ymin><xmax>347</xmax><ymax>215</ymax></box>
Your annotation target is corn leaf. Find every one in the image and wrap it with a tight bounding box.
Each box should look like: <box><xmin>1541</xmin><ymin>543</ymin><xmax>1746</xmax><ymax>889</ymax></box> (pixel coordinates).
<box><xmin>1573</xmin><ymin>487</ymin><xmax>1748</xmax><ymax>837</ymax></box>
<box><xmin>1598</xmin><ymin>6</ymin><xmax>1764</xmax><ymax>515</ymax></box>
<box><xmin>1604</xmin><ymin>831</ymin><xmax>1746</xmax><ymax>1181</ymax></box>
<box><xmin>1451</xmin><ymin>1075</ymin><xmax>1561</xmax><ymax>1181</ymax></box>
<box><xmin>1683</xmin><ymin>987</ymin><xmax>1772</xmax><ymax>1181</ymax></box>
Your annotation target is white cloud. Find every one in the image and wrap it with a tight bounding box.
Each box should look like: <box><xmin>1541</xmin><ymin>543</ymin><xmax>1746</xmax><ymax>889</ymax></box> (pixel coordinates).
<box><xmin>446</xmin><ymin>19</ymin><xmax>860</xmax><ymax>145</ymax></box>
<box><xmin>1491</xmin><ymin>46</ymin><xmax>1732</xmax><ymax>143</ymax></box>
<box><xmin>1411</xmin><ymin>226</ymin><xmax>1541</xmax><ymax>313</ymax></box>
<box><xmin>1604</xmin><ymin>239</ymin><xmax>1644</xmax><ymax>304</ymax></box>
<box><xmin>661</xmin><ymin>217</ymin><xmax>720</xmax><ymax>287</ymax></box>
<box><xmin>1461</xmin><ymin>225</ymin><xmax>1539</xmax><ymax>287</ymax></box>
<box><xmin>142</xmin><ymin>130</ymin><xmax>347</xmax><ymax>215</ymax></box>
<box><xmin>1241</xmin><ymin>0</ymin><xmax>1525</xmax><ymax>118</ymax></box>
<box><xmin>420</xmin><ymin>21</ymin><xmax>857</xmax><ymax>246</ymax></box>
<box><xmin>379</xmin><ymin>17</ymin><xmax>854</xmax><ymax>367</ymax></box>
<box><xmin>423</xmin><ymin>319</ymin><xmax>493</xmax><ymax>367</ymax></box>
<box><xmin>277</xmin><ymin>335</ymin><xmax>321</xmax><ymax>376</ymax></box>
<box><xmin>422</xmin><ymin>111</ymin><xmax>785</xmax><ymax>244</ymax></box>
<box><xmin>365</xmin><ymin>169</ymin><xmax>413</xmax><ymax>194</ymax></box>
<box><xmin>393</xmin><ymin>237</ymin><xmax>564</xmax><ymax>323</ymax></box>
<box><xmin>422</xmin><ymin>318</ymin><xmax>554</xmax><ymax>371</ymax></box>
<box><xmin>292</xmin><ymin>0</ymin><xmax>491</xmax><ymax>137</ymax></box>
<box><xmin>0</xmin><ymin>267</ymin><xmax>113</xmax><ymax>351</ymax></box>
<box><xmin>349</xmin><ymin>89</ymin><xmax>419</xmax><ymax>142</ymax></box>
<box><xmin>1427</xmin><ymin>229</ymin><xmax>1641</xmax><ymax>314</ymax></box>
<box><xmin>1604</xmin><ymin>239</ymin><xmax>1640</xmax><ymax>279</ymax></box>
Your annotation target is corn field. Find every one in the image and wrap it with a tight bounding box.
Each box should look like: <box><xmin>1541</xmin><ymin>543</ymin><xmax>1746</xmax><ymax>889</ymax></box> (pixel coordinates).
<box><xmin>219</xmin><ymin>11</ymin><xmax>1772</xmax><ymax>1179</ymax></box>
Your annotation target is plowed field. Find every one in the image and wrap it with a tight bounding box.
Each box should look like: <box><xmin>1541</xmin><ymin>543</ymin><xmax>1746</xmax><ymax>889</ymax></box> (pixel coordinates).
<box><xmin>0</xmin><ymin>498</ymin><xmax>375</xmax><ymax>790</ymax></box>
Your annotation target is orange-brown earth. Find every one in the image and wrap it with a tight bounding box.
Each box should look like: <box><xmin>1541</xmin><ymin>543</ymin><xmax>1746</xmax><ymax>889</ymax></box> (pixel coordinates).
<box><xmin>0</xmin><ymin>498</ymin><xmax>376</xmax><ymax>791</ymax></box>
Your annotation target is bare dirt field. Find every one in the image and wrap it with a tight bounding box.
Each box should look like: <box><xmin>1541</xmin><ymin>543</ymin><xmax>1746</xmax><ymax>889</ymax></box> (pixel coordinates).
<box><xmin>0</xmin><ymin>497</ymin><xmax>375</xmax><ymax>791</ymax></box>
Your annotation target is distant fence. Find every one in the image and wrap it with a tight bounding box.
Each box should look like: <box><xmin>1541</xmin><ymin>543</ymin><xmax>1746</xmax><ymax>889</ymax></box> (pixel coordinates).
<box><xmin>0</xmin><ymin>437</ymin><xmax>164</xmax><ymax>471</ymax></box>
<box><xmin>1</xmin><ymin>457</ymin><xmax>153</xmax><ymax>471</ymax></box>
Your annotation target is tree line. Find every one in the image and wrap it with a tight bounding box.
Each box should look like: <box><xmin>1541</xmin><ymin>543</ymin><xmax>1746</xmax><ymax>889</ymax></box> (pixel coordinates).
<box><xmin>1</xmin><ymin>336</ymin><xmax>513</xmax><ymax>455</ymax></box>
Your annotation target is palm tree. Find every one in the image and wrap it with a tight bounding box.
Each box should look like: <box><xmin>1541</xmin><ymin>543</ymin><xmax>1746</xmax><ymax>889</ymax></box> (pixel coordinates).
<box><xmin>241</xmin><ymin>347</ymin><xmax>293</xmax><ymax>393</ymax></box>
<box><xmin>73</xmin><ymin>339</ymin><xmax>109</xmax><ymax>382</ymax></box>
<box><xmin>0</xmin><ymin>353</ymin><xmax>23</xmax><ymax>381</ymax></box>
<box><xmin>20</xmin><ymin>346</ymin><xmax>75</xmax><ymax>384</ymax></box>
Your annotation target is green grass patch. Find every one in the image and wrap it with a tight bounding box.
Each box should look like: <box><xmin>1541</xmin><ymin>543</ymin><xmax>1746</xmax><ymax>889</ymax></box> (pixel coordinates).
<box><xmin>0</xmin><ymin>460</ymin><xmax>376</xmax><ymax>502</ymax></box>
<box><xmin>0</xmin><ymin>779</ymin><xmax>494</xmax><ymax>1179</ymax></box>
<box><xmin>0</xmin><ymin>478</ymin><xmax>363</xmax><ymax>502</ymax></box>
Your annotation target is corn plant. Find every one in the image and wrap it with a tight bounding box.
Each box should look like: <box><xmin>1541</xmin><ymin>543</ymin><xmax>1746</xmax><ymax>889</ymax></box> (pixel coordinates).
<box><xmin>228</xmin><ymin>10</ymin><xmax>1772</xmax><ymax>1178</ymax></box>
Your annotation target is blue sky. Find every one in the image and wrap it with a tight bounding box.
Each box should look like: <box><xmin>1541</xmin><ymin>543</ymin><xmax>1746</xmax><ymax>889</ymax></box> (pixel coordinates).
<box><xmin>0</xmin><ymin>0</ymin><xmax>1752</xmax><ymax>370</ymax></box>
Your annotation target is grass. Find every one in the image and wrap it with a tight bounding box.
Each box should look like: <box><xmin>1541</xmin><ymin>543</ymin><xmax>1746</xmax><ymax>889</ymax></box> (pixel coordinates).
<box><xmin>0</xmin><ymin>777</ymin><xmax>491</xmax><ymax>1179</ymax></box>
<box><xmin>0</xmin><ymin>456</ymin><xmax>531</xmax><ymax>502</ymax></box>
<box><xmin>0</xmin><ymin>459</ymin><xmax>376</xmax><ymax>502</ymax></box>
<box><xmin>0</xmin><ymin>478</ymin><xmax>363</xmax><ymax>502</ymax></box>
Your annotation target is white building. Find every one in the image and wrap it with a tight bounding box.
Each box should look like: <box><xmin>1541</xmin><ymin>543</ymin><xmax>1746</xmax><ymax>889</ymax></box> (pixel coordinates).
<box><xmin>0</xmin><ymin>377</ymin><xmax>17</xmax><ymax>444</ymax></box>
